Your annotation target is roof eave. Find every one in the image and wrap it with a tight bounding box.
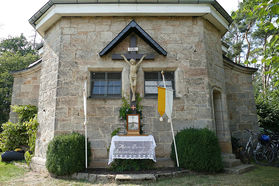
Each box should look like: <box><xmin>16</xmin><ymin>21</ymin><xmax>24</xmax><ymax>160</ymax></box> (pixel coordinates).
<box><xmin>223</xmin><ymin>55</ymin><xmax>258</xmax><ymax>74</ymax></box>
<box><xmin>29</xmin><ymin>1</ymin><xmax>232</xmax><ymax>37</ymax></box>
<box><xmin>11</xmin><ymin>59</ymin><xmax>42</xmax><ymax>76</ymax></box>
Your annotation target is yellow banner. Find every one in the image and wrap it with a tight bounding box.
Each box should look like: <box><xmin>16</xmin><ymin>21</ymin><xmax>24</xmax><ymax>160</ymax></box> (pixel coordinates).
<box><xmin>158</xmin><ymin>87</ymin><xmax>166</xmax><ymax>117</ymax></box>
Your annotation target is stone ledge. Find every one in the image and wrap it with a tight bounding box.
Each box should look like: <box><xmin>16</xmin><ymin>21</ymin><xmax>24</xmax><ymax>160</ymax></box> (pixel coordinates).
<box><xmin>224</xmin><ymin>164</ymin><xmax>255</xmax><ymax>174</ymax></box>
<box><xmin>71</xmin><ymin>168</ymin><xmax>190</xmax><ymax>183</ymax></box>
<box><xmin>115</xmin><ymin>174</ymin><xmax>156</xmax><ymax>181</ymax></box>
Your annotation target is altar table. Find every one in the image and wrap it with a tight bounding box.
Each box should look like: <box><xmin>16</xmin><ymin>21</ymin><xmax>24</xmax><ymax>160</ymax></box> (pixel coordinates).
<box><xmin>108</xmin><ymin>135</ymin><xmax>156</xmax><ymax>165</ymax></box>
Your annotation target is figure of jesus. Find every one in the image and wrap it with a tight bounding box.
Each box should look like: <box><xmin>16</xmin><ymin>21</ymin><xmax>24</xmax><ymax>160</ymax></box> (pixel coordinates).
<box><xmin>121</xmin><ymin>54</ymin><xmax>146</xmax><ymax>101</ymax></box>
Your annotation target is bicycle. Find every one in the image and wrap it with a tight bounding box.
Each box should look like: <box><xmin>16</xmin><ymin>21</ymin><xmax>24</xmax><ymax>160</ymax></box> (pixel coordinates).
<box><xmin>231</xmin><ymin>136</ymin><xmax>248</xmax><ymax>163</ymax></box>
<box><xmin>253</xmin><ymin>133</ymin><xmax>275</xmax><ymax>165</ymax></box>
<box><xmin>268</xmin><ymin>132</ymin><xmax>279</xmax><ymax>166</ymax></box>
<box><xmin>231</xmin><ymin>129</ymin><xmax>258</xmax><ymax>164</ymax></box>
<box><xmin>242</xmin><ymin>129</ymin><xmax>258</xmax><ymax>163</ymax></box>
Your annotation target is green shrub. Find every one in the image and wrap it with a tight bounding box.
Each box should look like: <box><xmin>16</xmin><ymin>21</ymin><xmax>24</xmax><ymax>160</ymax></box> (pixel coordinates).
<box><xmin>0</xmin><ymin>121</ymin><xmax>28</xmax><ymax>152</ymax></box>
<box><xmin>11</xmin><ymin>105</ymin><xmax>37</xmax><ymax>123</ymax></box>
<box><xmin>171</xmin><ymin>128</ymin><xmax>223</xmax><ymax>172</ymax></box>
<box><xmin>0</xmin><ymin>105</ymin><xmax>38</xmax><ymax>153</ymax></box>
<box><xmin>256</xmin><ymin>101</ymin><xmax>279</xmax><ymax>133</ymax></box>
<box><xmin>24</xmin><ymin>151</ymin><xmax>32</xmax><ymax>166</ymax></box>
<box><xmin>110</xmin><ymin>159</ymin><xmax>154</xmax><ymax>172</ymax></box>
<box><xmin>23</xmin><ymin>115</ymin><xmax>39</xmax><ymax>153</ymax></box>
<box><xmin>46</xmin><ymin>133</ymin><xmax>91</xmax><ymax>176</ymax></box>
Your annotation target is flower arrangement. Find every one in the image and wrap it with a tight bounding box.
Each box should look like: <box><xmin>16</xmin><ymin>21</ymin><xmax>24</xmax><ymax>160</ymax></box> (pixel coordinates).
<box><xmin>119</xmin><ymin>94</ymin><xmax>143</xmax><ymax>120</ymax></box>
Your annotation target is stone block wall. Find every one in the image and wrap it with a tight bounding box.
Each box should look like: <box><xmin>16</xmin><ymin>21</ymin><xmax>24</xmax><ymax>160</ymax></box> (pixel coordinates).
<box><xmin>33</xmin><ymin>21</ymin><xmax>62</xmax><ymax>167</ymax></box>
<box><xmin>10</xmin><ymin>63</ymin><xmax>41</xmax><ymax>123</ymax></box>
<box><xmin>46</xmin><ymin>16</ymin><xmax>216</xmax><ymax>167</ymax></box>
<box><xmin>203</xmin><ymin>20</ymin><xmax>232</xmax><ymax>153</ymax></box>
<box><xmin>32</xmin><ymin>15</ymin><xmax>256</xmax><ymax>169</ymax></box>
<box><xmin>224</xmin><ymin>60</ymin><xmax>258</xmax><ymax>137</ymax></box>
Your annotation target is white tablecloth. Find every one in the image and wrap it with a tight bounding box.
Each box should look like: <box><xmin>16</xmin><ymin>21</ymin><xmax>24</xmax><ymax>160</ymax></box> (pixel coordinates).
<box><xmin>108</xmin><ymin>135</ymin><xmax>156</xmax><ymax>165</ymax></box>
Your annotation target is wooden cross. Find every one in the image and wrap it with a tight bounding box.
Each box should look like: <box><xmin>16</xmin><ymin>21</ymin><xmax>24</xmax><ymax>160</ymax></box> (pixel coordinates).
<box><xmin>111</xmin><ymin>34</ymin><xmax>154</xmax><ymax>60</ymax></box>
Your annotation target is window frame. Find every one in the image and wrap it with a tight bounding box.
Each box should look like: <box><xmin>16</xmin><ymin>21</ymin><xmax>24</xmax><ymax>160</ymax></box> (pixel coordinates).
<box><xmin>144</xmin><ymin>71</ymin><xmax>175</xmax><ymax>98</ymax></box>
<box><xmin>90</xmin><ymin>71</ymin><xmax>122</xmax><ymax>98</ymax></box>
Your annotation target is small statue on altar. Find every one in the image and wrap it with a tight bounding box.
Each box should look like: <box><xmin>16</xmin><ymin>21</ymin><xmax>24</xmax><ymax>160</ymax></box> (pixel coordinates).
<box><xmin>121</xmin><ymin>54</ymin><xmax>146</xmax><ymax>101</ymax></box>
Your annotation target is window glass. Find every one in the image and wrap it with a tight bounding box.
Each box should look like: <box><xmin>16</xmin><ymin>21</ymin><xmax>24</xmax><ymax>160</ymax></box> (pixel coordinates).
<box><xmin>91</xmin><ymin>72</ymin><xmax>121</xmax><ymax>97</ymax></box>
<box><xmin>144</xmin><ymin>71</ymin><xmax>175</xmax><ymax>96</ymax></box>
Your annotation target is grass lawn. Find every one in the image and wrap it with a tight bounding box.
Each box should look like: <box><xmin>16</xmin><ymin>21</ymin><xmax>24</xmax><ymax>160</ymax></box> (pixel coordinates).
<box><xmin>152</xmin><ymin>165</ymin><xmax>279</xmax><ymax>186</ymax></box>
<box><xmin>0</xmin><ymin>162</ymin><xmax>279</xmax><ymax>185</ymax></box>
<box><xmin>0</xmin><ymin>161</ymin><xmax>27</xmax><ymax>182</ymax></box>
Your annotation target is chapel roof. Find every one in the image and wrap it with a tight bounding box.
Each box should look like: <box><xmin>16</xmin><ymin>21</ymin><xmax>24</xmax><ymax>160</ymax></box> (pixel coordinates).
<box><xmin>223</xmin><ymin>55</ymin><xmax>258</xmax><ymax>74</ymax></box>
<box><xmin>29</xmin><ymin>0</ymin><xmax>232</xmax><ymax>36</ymax></box>
<box><xmin>11</xmin><ymin>59</ymin><xmax>42</xmax><ymax>76</ymax></box>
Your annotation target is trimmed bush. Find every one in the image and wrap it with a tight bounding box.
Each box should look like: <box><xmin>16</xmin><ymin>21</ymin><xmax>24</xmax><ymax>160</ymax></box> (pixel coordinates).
<box><xmin>171</xmin><ymin>128</ymin><xmax>223</xmax><ymax>172</ymax></box>
<box><xmin>46</xmin><ymin>133</ymin><xmax>91</xmax><ymax>176</ymax></box>
<box><xmin>110</xmin><ymin>159</ymin><xmax>154</xmax><ymax>172</ymax></box>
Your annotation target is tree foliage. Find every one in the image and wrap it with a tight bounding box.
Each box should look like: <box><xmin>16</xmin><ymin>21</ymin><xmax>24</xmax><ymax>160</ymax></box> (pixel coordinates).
<box><xmin>0</xmin><ymin>35</ymin><xmax>38</xmax><ymax>124</ymax></box>
<box><xmin>0</xmin><ymin>34</ymin><xmax>35</xmax><ymax>56</ymax></box>
<box><xmin>224</xmin><ymin>0</ymin><xmax>279</xmax><ymax>132</ymax></box>
<box><xmin>223</xmin><ymin>0</ymin><xmax>259</xmax><ymax>64</ymax></box>
<box><xmin>0</xmin><ymin>105</ymin><xmax>38</xmax><ymax>152</ymax></box>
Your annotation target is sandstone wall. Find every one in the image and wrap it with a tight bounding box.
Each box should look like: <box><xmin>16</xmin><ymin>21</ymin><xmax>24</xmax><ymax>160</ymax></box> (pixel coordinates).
<box><xmin>50</xmin><ymin>16</ymin><xmax>215</xmax><ymax>167</ymax></box>
<box><xmin>224</xmin><ymin>60</ymin><xmax>258</xmax><ymax>137</ymax></box>
<box><xmin>203</xmin><ymin>20</ymin><xmax>232</xmax><ymax>153</ymax></box>
<box><xmin>32</xmin><ymin>21</ymin><xmax>62</xmax><ymax>170</ymax></box>
<box><xmin>33</xmin><ymin>15</ymin><xmax>248</xmax><ymax>169</ymax></box>
<box><xmin>9</xmin><ymin>63</ymin><xmax>41</xmax><ymax>123</ymax></box>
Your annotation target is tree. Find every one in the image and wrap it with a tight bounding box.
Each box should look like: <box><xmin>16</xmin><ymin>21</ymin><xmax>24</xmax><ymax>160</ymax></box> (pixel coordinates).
<box><xmin>224</xmin><ymin>0</ymin><xmax>279</xmax><ymax>132</ymax></box>
<box><xmin>254</xmin><ymin>0</ymin><xmax>279</xmax><ymax>91</ymax></box>
<box><xmin>223</xmin><ymin>0</ymin><xmax>259</xmax><ymax>64</ymax></box>
<box><xmin>0</xmin><ymin>35</ymin><xmax>38</xmax><ymax>125</ymax></box>
<box><xmin>224</xmin><ymin>0</ymin><xmax>278</xmax><ymax>91</ymax></box>
<box><xmin>0</xmin><ymin>34</ymin><xmax>35</xmax><ymax>56</ymax></box>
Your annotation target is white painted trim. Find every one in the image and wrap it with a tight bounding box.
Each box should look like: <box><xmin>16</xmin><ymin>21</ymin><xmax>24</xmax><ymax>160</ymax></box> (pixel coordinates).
<box><xmin>35</xmin><ymin>4</ymin><xmax>230</xmax><ymax>36</ymax></box>
<box><xmin>12</xmin><ymin>63</ymin><xmax>42</xmax><ymax>77</ymax></box>
<box><xmin>222</xmin><ymin>45</ymin><xmax>228</xmax><ymax>54</ymax></box>
<box><xmin>87</xmin><ymin>67</ymin><xmax>123</xmax><ymax>72</ymax></box>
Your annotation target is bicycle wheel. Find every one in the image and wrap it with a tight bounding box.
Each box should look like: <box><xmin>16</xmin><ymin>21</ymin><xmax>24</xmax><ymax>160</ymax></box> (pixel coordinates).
<box><xmin>266</xmin><ymin>146</ymin><xmax>275</xmax><ymax>164</ymax></box>
<box><xmin>254</xmin><ymin>145</ymin><xmax>264</xmax><ymax>165</ymax></box>
<box><xmin>246</xmin><ymin>144</ymin><xmax>253</xmax><ymax>164</ymax></box>
<box><xmin>254</xmin><ymin>144</ymin><xmax>275</xmax><ymax>165</ymax></box>
<box><xmin>273</xmin><ymin>147</ymin><xmax>279</xmax><ymax>166</ymax></box>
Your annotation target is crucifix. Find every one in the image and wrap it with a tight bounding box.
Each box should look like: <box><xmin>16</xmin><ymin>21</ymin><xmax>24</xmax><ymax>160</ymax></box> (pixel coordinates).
<box><xmin>112</xmin><ymin>34</ymin><xmax>154</xmax><ymax>112</ymax></box>
<box><xmin>111</xmin><ymin>34</ymin><xmax>155</xmax><ymax>60</ymax></box>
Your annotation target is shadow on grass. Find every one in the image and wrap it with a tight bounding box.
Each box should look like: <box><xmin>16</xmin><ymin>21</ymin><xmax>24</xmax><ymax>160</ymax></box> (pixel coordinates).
<box><xmin>150</xmin><ymin>165</ymin><xmax>279</xmax><ymax>186</ymax></box>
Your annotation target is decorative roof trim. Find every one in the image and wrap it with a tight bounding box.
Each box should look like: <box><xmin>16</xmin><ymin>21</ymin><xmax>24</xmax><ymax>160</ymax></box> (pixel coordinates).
<box><xmin>223</xmin><ymin>55</ymin><xmax>258</xmax><ymax>74</ymax></box>
<box><xmin>29</xmin><ymin>1</ymin><xmax>232</xmax><ymax>28</ymax></box>
<box><xmin>29</xmin><ymin>2</ymin><xmax>231</xmax><ymax>36</ymax></box>
<box><xmin>11</xmin><ymin>59</ymin><xmax>42</xmax><ymax>76</ymax></box>
<box><xmin>99</xmin><ymin>20</ymin><xmax>167</xmax><ymax>57</ymax></box>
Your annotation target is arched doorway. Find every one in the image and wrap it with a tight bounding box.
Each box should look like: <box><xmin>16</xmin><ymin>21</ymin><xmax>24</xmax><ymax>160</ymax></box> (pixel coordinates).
<box><xmin>213</xmin><ymin>89</ymin><xmax>224</xmax><ymax>139</ymax></box>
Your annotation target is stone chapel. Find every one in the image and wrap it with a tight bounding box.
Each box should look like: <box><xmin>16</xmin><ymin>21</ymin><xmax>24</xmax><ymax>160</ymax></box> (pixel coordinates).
<box><xmin>10</xmin><ymin>0</ymin><xmax>259</xmax><ymax>171</ymax></box>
